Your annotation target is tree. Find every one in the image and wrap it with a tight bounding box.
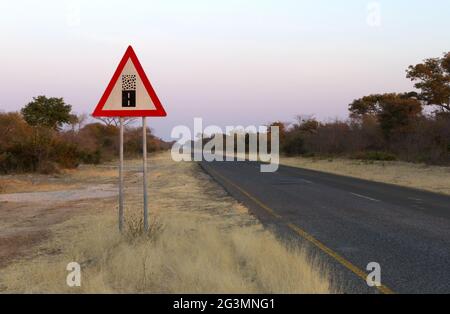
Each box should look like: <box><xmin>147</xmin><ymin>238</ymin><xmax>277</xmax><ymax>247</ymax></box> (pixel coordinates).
<box><xmin>406</xmin><ymin>52</ymin><xmax>450</xmax><ymax>112</ymax></box>
<box><xmin>67</xmin><ymin>114</ymin><xmax>79</xmax><ymax>132</ymax></box>
<box><xmin>349</xmin><ymin>94</ymin><xmax>385</xmax><ymax>117</ymax></box>
<box><xmin>21</xmin><ymin>96</ymin><xmax>72</xmax><ymax>130</ymax></box>
<box><xmin>377</xmin><ymin>95</ymin><xmax>422</xmax><ymax>138</ymax></box>
<box><xmin>349</xmin><ymin>93</ymin><xmax>422</xmax><ymax>138</ymax></box>
<box><xmin>268</xmin><ymin>121</ymin><xmax>287</xmax><ymax>143</ymax></box>
<box><xmin>292</xmin><ymin>115</ymin><xmax>319</xmax><ymax>133</ymax></box>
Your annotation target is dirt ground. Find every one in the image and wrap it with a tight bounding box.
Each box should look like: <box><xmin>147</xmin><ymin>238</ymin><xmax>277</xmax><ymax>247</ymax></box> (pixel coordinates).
<box><xmin>0</xmin><ymin>166</ymin><xmax>119</xmax><ymax>269</ymax></box>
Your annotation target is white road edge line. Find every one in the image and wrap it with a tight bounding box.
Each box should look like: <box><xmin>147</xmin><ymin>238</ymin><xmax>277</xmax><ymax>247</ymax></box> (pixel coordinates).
<box><xmin>350</xmin><ymin>192</ymin><xmax>381</xmax><ymax>202</ymax></box>
<box><xmin>407</xmin><ymin>197</ymin><xmax>423</xmax><ymax>202</ymax></box>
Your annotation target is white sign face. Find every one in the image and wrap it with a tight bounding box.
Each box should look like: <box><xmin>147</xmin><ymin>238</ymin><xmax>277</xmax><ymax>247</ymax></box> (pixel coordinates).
<box><xmin>93</xmin><ymin>45</ymin><xmax>166</xmax><ymax>118</ymax></box>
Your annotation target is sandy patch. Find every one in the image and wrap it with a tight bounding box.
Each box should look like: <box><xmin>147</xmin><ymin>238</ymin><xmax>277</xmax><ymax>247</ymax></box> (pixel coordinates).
<box><xmin>0</xmin><ymin>184</ymin><xmax>116</xmax><ymax>203</ymax></box>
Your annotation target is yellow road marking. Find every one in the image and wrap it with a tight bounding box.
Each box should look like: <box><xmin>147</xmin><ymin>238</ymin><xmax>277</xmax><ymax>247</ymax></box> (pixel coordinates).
<box><xmin>206</xmin><ymin>166</ymin><xmax>282</xmax><ymax>219</ymax></box>
<box><xmin>205</xmin><ymin>164</ymin><xmax>395</xmax><ymax>294</ymax></box>
<box><xmin>287</xmin><ymin>223</ymin><xmax>394</xmax><ymax>294</ymax></box>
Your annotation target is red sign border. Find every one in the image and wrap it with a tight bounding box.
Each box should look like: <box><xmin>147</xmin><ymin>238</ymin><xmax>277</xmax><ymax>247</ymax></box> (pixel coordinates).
<box><xmin>92</xmin><ymin>46</ymin><xmax>167</xmax><ymax>117</ymax></box>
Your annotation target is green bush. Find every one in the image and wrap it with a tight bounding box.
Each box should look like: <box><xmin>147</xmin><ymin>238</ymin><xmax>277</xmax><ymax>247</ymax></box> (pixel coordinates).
<box><xmin>282</xmin><ymin>132</ymin><xmax>306</xmax><ymax>156</ymax></box>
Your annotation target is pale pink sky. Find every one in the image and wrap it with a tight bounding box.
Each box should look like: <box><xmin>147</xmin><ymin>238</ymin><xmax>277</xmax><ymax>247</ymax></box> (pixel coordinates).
<box><xmin>1</xmin><ymin>1</ymin><xmax>449</xmax><ymax>139</ymax></box>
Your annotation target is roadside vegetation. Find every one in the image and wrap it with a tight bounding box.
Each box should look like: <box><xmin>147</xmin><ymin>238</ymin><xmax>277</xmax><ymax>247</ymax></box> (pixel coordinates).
<box><xmin>198</xmin><ymin>52</ymin><xmax>449</xmax><ymax>167</ymax></box>
<box><xmin>276</xmin><ymin>52</ymin><xmax>450</xmax><ymax>166</ymax></box>
<box><xmin>193</xmin><ymin>52</ymin><xmax>450</xmax><ymax>194</ymax></box>
<box><xmin>2</xmin><ymin>52</ymin><xmax>448</xmax><ymax>176</ymax></box>
<box><xmin>0</xmin><ymin>153</ymin><xmax>330</xmax><ymax>293</ymax></box>
<box><xmin>0</xmin><ymin>96</ymin><xmax>170</xmax><ymax>174</ymax></box>
<box><xmin>281</xmin><ymin>157</ymin><xmax>450</xmax><ymax>196</ymax></box>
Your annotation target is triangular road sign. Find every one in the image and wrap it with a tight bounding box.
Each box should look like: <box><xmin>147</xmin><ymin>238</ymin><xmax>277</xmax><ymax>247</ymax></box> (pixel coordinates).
<box><xmin>92</xmin><ymin>46</ymin><xmax>167</xmax><ymax>117</ymax></box>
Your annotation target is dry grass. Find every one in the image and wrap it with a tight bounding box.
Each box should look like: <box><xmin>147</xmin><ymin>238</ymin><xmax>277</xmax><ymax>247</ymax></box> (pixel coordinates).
<box><xmin>0</xmin><ymin>166</ymin><xmax>117</xmax><ymax>194</ymax></box>
<box><xmin>0</xmin><ymin>177</ymin><xmax>80</xmax><ymax>194</ymax></box>
<box><xmin>66</xmin><ymin>166</ymin><xmax>118</xmax><ymax>183</ymax></box>
<box><xmin>281</xmin><ymin>156</ymin><xmax>450</xmax><ymax>195</ymax></box>
<box><xmin>0</xmin><ymin>152</ymin><xmax>330</xmax><ymax>293</ymax></box>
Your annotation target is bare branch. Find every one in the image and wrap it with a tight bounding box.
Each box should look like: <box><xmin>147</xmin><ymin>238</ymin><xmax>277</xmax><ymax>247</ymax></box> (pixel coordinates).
<box><xmin>93</xmin><ymin>117</ymin><xmax>136</xmax><ymax>127</ymax></box>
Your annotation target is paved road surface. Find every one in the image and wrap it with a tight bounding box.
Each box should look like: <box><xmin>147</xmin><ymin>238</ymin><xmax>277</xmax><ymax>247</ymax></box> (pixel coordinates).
<box><xmin>199</xmin><ymin>160</ymin><xmax>450</xmax><ymax>294</ymax></box>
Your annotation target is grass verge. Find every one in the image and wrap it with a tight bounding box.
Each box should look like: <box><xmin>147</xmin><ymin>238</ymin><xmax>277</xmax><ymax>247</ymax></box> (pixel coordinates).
<box><xmin>281</xmin><ymin>156</ymin><xmax>450</xmax><ymax>195</ymax></box>
<box><xmin>0</xmin><ymin>152</ymin><xmax>330</xmax><ymax>293</ymax></box>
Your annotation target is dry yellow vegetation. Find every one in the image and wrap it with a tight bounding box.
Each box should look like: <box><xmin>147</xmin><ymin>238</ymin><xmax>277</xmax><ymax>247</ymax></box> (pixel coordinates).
<box><xmin>0</xmin><ymin>153</ymin><xmax>330</xmax><ymax>293</ymax></box>
<box><xmin>281</xmin><ymin>156</ymin><xmax>450</xmax><ymax>195</ymax></box>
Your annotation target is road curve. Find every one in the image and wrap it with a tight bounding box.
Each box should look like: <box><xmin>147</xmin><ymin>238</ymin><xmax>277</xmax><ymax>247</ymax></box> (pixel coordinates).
<box><xmin>199</xmin><ymin>160</ymin><xmax>450</xmax><ymax>294</ymax></box>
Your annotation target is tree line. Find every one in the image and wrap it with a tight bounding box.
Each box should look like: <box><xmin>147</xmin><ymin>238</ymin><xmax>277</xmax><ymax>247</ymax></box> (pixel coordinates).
<box><xmin>1</xmin><ymin>52</ymin><xmax>449</xmax><ymax>173</ymax></box>
<box><xmin>0</xmin><ymin>96</ymin><xmax>170</xmax><ymax>173</ymax></box>
<box><xmin>276</xmin><ymin>52</ymin><xmax>450</xmax><ymax>164</ymax></box>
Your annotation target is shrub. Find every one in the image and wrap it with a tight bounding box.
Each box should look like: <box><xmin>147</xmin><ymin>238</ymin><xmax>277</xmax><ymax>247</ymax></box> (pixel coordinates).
<box><xmin>51</xmin><ymin>139</ymin><xmax>80</xmax><ymax>169</ymax></box>
<box><xmin>0</xmin><ymin>104</ymin><xmax>170</xmax><ymax>174</ymax></box>
<box><xmin>78</xmin><ymin>149</ymin><xmax>102</xmax><ymax>165</ymax></box>
<box><xmin>124</xmin><ymin>213</ymin><xmax>164</xmax><ymax>244</ymax></box>
<box><xmin>282</xmin><ymin>132</ymin><xmax>306</xmax><ymax>156</ymax></box>
<box><xmin>37</xmin><ymin>161</ymin><xmax>60</xmax><ymax>174</ymax></box>
<box><xmin>278</xmin><ymin>113</ymin><xmax>449</xmax><ymax>165</ymax></box>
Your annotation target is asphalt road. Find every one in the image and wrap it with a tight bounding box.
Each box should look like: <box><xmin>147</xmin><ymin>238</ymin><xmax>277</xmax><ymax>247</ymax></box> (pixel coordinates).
<box><xmin>199</xmin><ymin>160</ymin><xmax>450</xmax><ymax>294</ymax></box>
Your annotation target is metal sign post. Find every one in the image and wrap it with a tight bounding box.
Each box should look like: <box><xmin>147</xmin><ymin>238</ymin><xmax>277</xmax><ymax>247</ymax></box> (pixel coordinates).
<box><xmin>92</xmin><ymin>46</ymin><xmax>166</xmax><ymax>232</ymax></box>
<box><xmin>142</xmin><ymin>117</ymin><xmax>149</xmax><ymax>231</ymax></box>
<box><xmin>119</xmin><ymin>117</ymin><xmax>124</xmax><ymax>232</ymax></box>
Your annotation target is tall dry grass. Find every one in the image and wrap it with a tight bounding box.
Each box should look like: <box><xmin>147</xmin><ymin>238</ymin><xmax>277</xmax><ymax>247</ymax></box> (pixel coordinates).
<box><xmin>0</xmin><ymin>153</ymin><xmax>330</xmax><ymax>293</ymax></box>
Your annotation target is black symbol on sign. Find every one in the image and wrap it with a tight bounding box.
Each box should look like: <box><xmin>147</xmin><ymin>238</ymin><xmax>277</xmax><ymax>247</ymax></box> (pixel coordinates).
<box><xmin>122</xmin><ymin>91</ymin><xmax>136</xmax><ymax>107</ymax></box>
<box><xmin>122</xmin><ymin>75</ymin><xmax>136</xmax><ymax>107</ymax></box>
